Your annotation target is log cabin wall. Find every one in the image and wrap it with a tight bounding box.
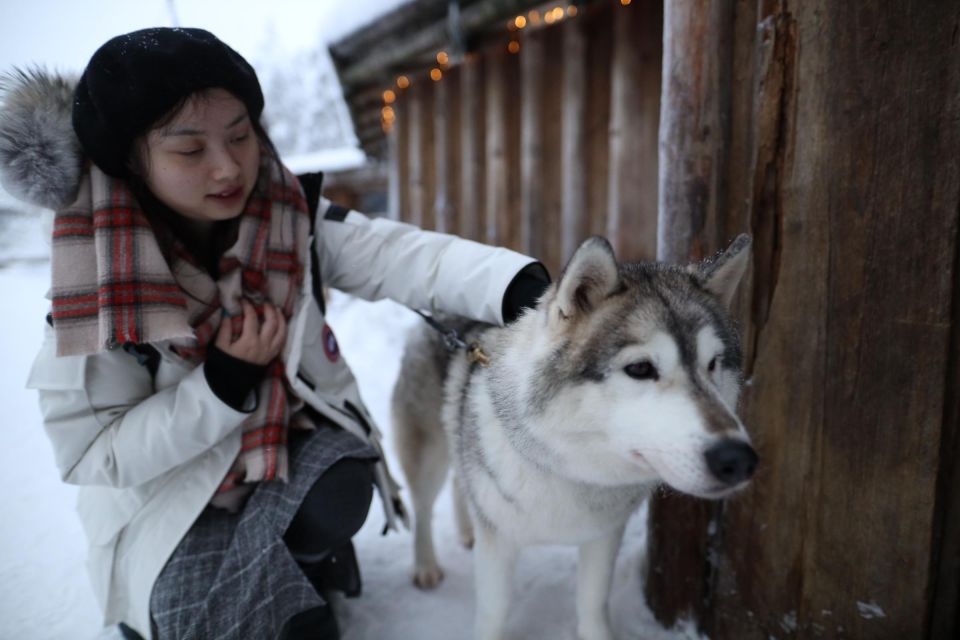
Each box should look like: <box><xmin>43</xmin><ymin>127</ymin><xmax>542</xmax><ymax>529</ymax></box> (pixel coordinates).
<box><xmin>648</xmin><ymin>1</ymin><xmax>960</xmax><ymax>638</ymax></box>
<box><xmin>335</xmin><ymin>0</ymin><xmax>663</xmax><ymax>277</ymax></box>
<box><xmin>333</xmin><ymin>0</ymin><xmax>960</xmax><ymax>637</ymax></box>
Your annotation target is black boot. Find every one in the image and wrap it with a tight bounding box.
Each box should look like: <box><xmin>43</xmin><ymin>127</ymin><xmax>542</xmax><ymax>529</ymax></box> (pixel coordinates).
<box><xmin>301</xmin><ymin>541</ymin><xmax>362</xmax><ymax>598</ymax></box>
<box><xmin>277</xmin><ymin>604</ymin><xmax>339</xmax><ymax>640</ymax></box>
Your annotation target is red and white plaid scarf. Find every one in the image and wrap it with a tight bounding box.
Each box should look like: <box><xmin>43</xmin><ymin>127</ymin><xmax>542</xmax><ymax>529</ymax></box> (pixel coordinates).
<box><xmin>50</xmin><ymin>151</ymin><xmax>311</xmax><ymax>499</ymax></box>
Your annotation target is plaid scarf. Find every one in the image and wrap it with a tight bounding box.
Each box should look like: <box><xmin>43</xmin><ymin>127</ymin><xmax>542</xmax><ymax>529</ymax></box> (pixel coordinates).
<box><xmin>50</xmin><ymin>152</ymin><xmax>311</xmax><ymax>498</ymax></box>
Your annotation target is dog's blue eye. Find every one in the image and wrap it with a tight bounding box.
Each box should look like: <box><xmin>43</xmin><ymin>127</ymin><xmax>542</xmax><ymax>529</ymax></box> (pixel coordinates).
<box><xmin>708</xmin><ymin>357</ymin><xmax>717</xmax><ymax>372</ymax></box>
<box><xmin>624</xmin><ymin>361</ymin><xmax>659</xmax><ymax>381</ymax></box>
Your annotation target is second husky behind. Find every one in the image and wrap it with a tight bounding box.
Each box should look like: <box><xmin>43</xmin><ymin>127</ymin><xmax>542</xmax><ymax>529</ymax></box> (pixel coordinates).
<box><xmin>392</xmin><ymin>235</ymin><xmax>758</xmax><ymax>640</ymax></box>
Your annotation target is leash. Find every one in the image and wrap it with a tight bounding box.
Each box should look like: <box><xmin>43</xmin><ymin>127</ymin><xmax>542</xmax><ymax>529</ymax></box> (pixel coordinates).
<box><xmin>413</xmin><ymin>310</ymin><xmax>491</xmax><ymax>367</ymax></box>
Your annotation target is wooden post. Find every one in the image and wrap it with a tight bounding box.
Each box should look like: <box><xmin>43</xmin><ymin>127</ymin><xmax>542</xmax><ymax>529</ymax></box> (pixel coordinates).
<box><xmin>485</xmin><ymin>45</ymin><xmax>521</xmax><ymax>250</ymax></box>
<box><xmin>560</xmin><ymin>11</ymin><xmax>588</xmax><ymax>264</ymax></box>
<box><xmin>656</xmin><ymin>0</ymin><xmax>733</xmax><ymax>263</ymax></box>
<box><xmin>647</xmin><ymin>2</ymin><xmax>960</xmax><ymax>638</ymax></box>
<box><xmin>460</xmin><ymin>54</ymin><xmax>486</xmax><ymax>242</ymax></box>
<box><xmin>434</xmin><ymin>65</ymin><xmax>461</xmax><ymax>235</ymax></box>
<box><xmin>394</xmin><ymin>88</ymin><xmax>411</xmax><ymax>224</ymax></box>
<box><xmin>520</xmin><ymin>27</ymin><xmax>546</xmax><ymax>259</ymax></box>
<box><xmin>583</xmin><ymin>2</ymin><xmax>613</xmax><ymax>242</ymax></box>
<box><xmin>606</xmin><ymin>0</ymin><xmax>661</xmax><ymax>262</ymax></box>
<box><xmin>408</xmin><ymin>76</ymin><xmax>436</xmax><ymax>230</ymax></box>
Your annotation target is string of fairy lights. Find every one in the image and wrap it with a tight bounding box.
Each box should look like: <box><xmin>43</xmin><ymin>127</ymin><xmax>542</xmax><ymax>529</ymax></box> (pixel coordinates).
<box><xmin>380</xmin><ymin>0</ymin><xmax>634</xmax><ymax>134</ymax></box>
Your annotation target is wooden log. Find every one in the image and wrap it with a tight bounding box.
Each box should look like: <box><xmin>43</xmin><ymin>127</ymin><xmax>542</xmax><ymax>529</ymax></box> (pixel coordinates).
<box><xmin>645</xmin><ymin>0</ymin><xmax>732</xmax><ymax>628</ymax></box>
<box><xmin>408</xmin><ymin>76</ymin><xmax>436</xmax><ymax>229</ymax></box>
<box><xmin>485</xmin><ymin>45</ymin><xmax>522</xmax><ymax>250</ymax></box>
<box><xmin>459</xmin><ymin>54</ymin><xmax>486</xmax><ymax>242</ymax></box>
<box><xmin>656</xmin><ymin>0</ymin><xmax>733</xmax><ymax>264</ymax></box>
<box><xmin>433</xmin><ymin>65</ymin><xmax>461</xmax><ymax>235</ymax></box>
<box><xmin>520</xmin><ymin>27</ymin><xmax>546</xmax><ymax>259</ymax></box>
<box><xmin>539</xmin><ymin>27</ymin><xmax>564</xmax><ymax>276</ymax></box>
<box><xmin>648</xmin><ymin>2</ymin><xmax>960</xmax><ymax>638</ymax></box>
<box><xmin>560</xmin><ymin>11</ymin><xmax>588</xmax><ymax>264</ymax></box>
<box><xmin>583</xmin><ymin>2</ymin><xmax>613</xmax><ymax>242</ymax></box>
<box><xmin>606</xmin><ymin>0</ymin><xmax>661</xmax><ymax>262</ymax></box>
<box><xmin>394</xmin><ymin>90</ymin><xmax>411</xmax><ymax>223</ymax></box>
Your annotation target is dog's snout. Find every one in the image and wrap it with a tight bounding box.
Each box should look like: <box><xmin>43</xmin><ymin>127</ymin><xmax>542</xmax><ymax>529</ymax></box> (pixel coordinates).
<box><xmin>705</xmin><ymin>440</ymin><xmax>758</xmax><ymax>485</ymax></box>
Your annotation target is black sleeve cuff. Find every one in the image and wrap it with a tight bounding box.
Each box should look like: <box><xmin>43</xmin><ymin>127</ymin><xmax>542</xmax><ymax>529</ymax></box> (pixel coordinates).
<box><xmin>502</xmin><ymin>262</ymin><xmax>551</xmax><ymax>324</ymax></box>
<box><xmin>203</xmin><ymin>346</ymin><xmax>268</xmax><ymax>412</ymax></box>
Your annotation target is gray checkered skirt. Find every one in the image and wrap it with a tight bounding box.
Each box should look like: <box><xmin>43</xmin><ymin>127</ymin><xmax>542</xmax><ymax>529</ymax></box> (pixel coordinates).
<box><xmin>149</xmin><ymin>421</ymin><xmax>378</xmax><ymax>640</ymax></box>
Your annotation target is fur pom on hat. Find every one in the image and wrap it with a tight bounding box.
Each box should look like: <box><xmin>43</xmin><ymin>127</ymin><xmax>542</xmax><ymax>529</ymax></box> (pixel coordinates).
<box><xmin>73</xmin><ymin>27</ymin><xmax>264</xmax><ymax>178</ymax></box>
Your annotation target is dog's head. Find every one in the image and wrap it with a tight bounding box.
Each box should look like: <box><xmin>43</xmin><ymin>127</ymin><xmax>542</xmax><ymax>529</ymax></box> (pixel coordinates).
<box><xmin>520</xmin><ymin>235</ymin><xmax>756</xmax><ymax>498</ymax></box>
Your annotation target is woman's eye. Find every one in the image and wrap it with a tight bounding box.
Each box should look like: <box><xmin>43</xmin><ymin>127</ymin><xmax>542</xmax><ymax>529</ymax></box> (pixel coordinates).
<box><xmin>177</xmin><ymin>148</ymin><xmax>202</xmax><ymax>156</ymax></box>
<box><xmin>231</xmin><ymin>133</ymin><xmax>250</xmax><ymax>144</ymax></box>
<box><xmin>708</xmin><ymin>356</ymin><xmax>718</xmax><ymax>373</ymax></box>
<box><xmin>624</xmin><ymin>361</ymin><xmax>659</xmax><ymax>381</ymax></box>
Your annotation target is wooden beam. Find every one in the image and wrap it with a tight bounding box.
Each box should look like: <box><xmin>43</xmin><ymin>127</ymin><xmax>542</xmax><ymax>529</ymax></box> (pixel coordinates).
<box><xmin>434</xmin><ymin>66</ymin><xmax>461</xmax><ymax>234</ymax></box>
<box><xmin>606</xmin><ymin>0</ymin><xmax>661</xmax><ymax>262</ymax></box>
<box><xmin>520</xmin><ymin>27</ymin><xmax>546</xmax><ymax>259</ymax></box>
<box><xmin>583</xmin><ymin>2</ymin><xmax>613</xmax><ymax>242</ymax></box>
<box><xmin>459</xmin><ymin>54</ymin><xmax>486</xmax><ymax>242</ymax></box>
<box><xmin>560</xmin><ymin>11</ymin><xmax>588</xmax><ymax>264</ymax></box>
<box><xmin>485</xmin><ymin>45</ymin><xmax>521</xmax><ymax>250</ymax></box>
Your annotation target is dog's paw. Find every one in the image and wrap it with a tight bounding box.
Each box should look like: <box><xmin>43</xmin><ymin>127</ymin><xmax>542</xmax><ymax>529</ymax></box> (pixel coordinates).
<box><xmin>412</xmin><ymin>564</ymin><xmax>445</xmax><ymax>590</ymax></box>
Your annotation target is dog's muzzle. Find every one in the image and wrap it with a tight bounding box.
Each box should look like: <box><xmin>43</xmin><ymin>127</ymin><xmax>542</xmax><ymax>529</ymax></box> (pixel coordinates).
<box><xmin>705</xmin><ymin>440</ymin><xmax>758</xmax><ymax>486</ymax></box>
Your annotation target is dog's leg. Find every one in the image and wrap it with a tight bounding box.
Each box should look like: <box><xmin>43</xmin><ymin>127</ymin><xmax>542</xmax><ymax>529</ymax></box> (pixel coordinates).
<box><xmin>575</xmin><ymin>523</ymin><xmax>626</xmax><ymax>640</ymax></box>
<box><xmin>452</xmin><ymin>474</ymin><xmax>475</xmax><ymax>548</ymax></box>
<box><xmin>395</xmin><ymin>417</ymin><xmax>449</xmax><ymax>589</ymax></box>
<box><xmin>473</xmin><ymin>525</ymin><xmax>518</xmax><ymax>640</ymax></box>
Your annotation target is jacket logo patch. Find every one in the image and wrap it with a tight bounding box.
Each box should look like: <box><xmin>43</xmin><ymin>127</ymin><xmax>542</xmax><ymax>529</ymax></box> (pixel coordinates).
<box><xmin>322</xmin><ymin>325</ymin><xmax>340</xmax><ymax>362</ymax></box>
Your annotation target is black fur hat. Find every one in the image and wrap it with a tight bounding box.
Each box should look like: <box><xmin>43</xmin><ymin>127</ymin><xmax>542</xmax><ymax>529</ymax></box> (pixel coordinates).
<box><xmin>72</xmin><ymin>27</ymin><xmax>264</xmax><ymax>178</ymax></box>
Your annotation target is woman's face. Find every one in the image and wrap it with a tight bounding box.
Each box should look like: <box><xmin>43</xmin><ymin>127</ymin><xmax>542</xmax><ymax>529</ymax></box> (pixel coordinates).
<box><xmin>140</xmin><ymin>88</ymin><xmax>260</xmax><ymax>223</ymax></box>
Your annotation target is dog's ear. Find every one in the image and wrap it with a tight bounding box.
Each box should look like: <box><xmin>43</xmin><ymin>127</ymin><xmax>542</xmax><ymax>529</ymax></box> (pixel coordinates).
<box><xmin>696</xmin><ymin>234</ymin><xmax>752</xmax><ymax>307</ymax></box>
<box><xmin>555</xmin><ymin>236</ymin><xmax>620</xmax><ymax>320</ymax></box>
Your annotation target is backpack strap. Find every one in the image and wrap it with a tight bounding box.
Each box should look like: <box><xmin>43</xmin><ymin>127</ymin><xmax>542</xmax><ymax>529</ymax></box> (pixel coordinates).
<box><xmin>297</xmin><ymin>171</ymin><xmax>327</xmax><ymax>314</ymax></box>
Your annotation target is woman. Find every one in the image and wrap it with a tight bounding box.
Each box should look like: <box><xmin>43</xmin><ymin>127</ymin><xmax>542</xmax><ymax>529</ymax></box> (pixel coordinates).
<box><xmin>0</xmin><ymin>28</ymin><xmax>548</xmax><ymax>640</ymax></box>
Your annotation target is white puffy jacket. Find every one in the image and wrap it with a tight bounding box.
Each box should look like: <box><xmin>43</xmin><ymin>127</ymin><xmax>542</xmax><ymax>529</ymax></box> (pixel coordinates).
<box><xmin>26</xmin><ymin>196</ymin><xmax>538</xmax><ymax>637</ymax></box>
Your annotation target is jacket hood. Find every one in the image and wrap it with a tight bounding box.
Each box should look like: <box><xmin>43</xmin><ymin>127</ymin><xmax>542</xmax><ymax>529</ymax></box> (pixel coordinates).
<box><xmin>0</xmin><ymin>69</ymin><xmax>83</xmax><ymax>210</ymax></box>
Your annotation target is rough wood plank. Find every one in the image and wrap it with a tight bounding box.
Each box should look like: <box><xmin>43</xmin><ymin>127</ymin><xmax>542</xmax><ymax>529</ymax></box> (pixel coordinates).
<box><xmin>606</xmin><ymin>0</ymin><xmax>661</xmax><ymax>262</ymax></box>
<box><xmin>394</xmin><ymin>91</ymin><xmax>411</xmax><ymax>223</ymax></box>
<box><xmin>520</xmin><ymin>27</ymin><xmax>546</xmax><ymax>258</ymax></box>
<box><xmin>583</xmin><ymin>2</ymin><xmax>613</xmax><ymax>242</ymax></box>
<box><xmin>485</xmin><ymin>45</ymin><xmax>522</xmax><ymax>250</ymax></box>
<box><xmin>459</xmin><ymin>54</ymin><xmax>486</xmax><ymax>242</ymax></box>
<box><xmin>409</xmin><ymin>76</ymin><xmax>437</xmax><ymax>230</ymax></box>
<box><xmin>561</xmin><ymin>12</ymin><xmax>588</xmax><ymax>264</ymax></box>
<box><xmin>656</xmin><ymin>0</ymin><xmax>734</xmax><ymax>264</ymax></box>
<box><xmin>434</xmin><ymin>66</ymin><xmax>461</xmax><ymax>234</ymax></box>
<box><xmin>540</xmin><ymin>26</ymin><xmax>564</xmax><ymax>276</ymax></box>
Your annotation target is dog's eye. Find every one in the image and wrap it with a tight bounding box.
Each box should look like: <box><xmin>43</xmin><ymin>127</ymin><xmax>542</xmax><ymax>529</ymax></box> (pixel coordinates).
<box><xmin>708</xmin><ymin>357</ymin><xmax>718</xmax><ymax>373</ymax></box>
<box><xmin>624</xmin><ymin>361</ymin><xmax>659</xmax><ymax>381</ymax></box>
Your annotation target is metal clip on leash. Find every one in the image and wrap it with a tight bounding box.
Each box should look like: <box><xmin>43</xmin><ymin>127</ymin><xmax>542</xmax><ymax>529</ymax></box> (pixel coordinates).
<box><xmin>413</xmin><ymin>310</ymin><xmax>491</xmax><ymax>367</ymax></box>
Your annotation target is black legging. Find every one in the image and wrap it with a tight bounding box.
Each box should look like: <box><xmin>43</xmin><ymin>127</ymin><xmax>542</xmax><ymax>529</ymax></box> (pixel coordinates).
<box><xmin>283</xmin><ymin>456</ymin><xmax>374</xmax><ymax>557</ymax></box>
<box><xmin>279</xmin><ymin>457</ymin><xmax>374</xmax><ymax>640</ymax></box>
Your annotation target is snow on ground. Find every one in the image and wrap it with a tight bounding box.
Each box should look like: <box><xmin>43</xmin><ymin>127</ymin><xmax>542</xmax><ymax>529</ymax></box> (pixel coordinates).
<box><xmin>0</xmin><ymin>216</ymin><xmax>699</xmax><ymax>640</ymax></box>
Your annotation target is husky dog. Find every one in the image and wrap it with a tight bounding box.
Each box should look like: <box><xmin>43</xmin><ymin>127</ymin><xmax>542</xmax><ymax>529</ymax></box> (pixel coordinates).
<box><xmin>392</xmin><ymin>235</ymin><xmax>757</xmax><ymax>640</ymax></box>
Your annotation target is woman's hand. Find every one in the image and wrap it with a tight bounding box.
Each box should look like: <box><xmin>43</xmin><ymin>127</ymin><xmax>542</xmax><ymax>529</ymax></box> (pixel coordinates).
<box><xmin>215</xmin><ymin>299</ymin><xmax>287</xmax><ymax>365</ymax></box>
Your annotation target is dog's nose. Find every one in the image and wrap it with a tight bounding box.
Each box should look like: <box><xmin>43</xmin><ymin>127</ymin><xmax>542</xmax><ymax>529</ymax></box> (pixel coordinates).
<box><xmin>705</xmin><ymin>440</ymin><xmax>758</xmax><ymax>485</ymax></box>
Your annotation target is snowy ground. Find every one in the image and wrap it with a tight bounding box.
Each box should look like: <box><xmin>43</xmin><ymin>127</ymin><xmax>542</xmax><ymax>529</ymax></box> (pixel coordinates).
<box><xmin>0</xmin><ymin>214</ymin><xmax>699</xmax><ymax>640</ymax></box>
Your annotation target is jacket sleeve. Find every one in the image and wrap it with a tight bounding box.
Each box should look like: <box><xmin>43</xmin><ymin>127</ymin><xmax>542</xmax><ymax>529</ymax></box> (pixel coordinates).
<box><xmin>26</xmin><ymin>326</ymin><xmax>249</xmax><ymax>489</ymax></box>
<box><xmin>314</xmin><ymin>198</ymin><xmax>545</xmax><ymax>326</ymax></box>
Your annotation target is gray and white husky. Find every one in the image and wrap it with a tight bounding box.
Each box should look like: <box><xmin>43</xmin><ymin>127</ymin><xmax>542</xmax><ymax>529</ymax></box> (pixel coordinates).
<box><xmin>391</xmin><ymin>235</ymin><xmax>757</xmax><ymax>640</ymax></box>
